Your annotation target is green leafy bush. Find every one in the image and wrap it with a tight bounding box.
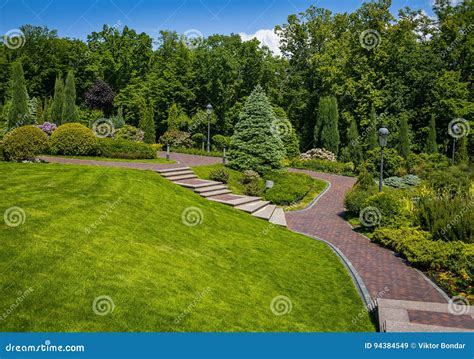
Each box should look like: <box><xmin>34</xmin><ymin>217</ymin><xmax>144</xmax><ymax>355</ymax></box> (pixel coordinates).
<box><xmin>406</xmin><ymin>153</ymin><xmax>449</xmax><ymax>177</ymax></box>
<box><xmin>242</xmin><ymin>170</ymin><xmax>260</xmax><ymax>184</ymax></box>
<box><xmin>427</xmin><ymin>167</ymin><xmax>470</xmax><ymax>197</ymax></box>
<box><xmin>383</xmin><ymin>176</ymin><xmax>407</xmax><ymax>188</ymax></box>
<box><xmin>191</xmin><ymin>133</ymin><xmax>205</xmax><ymax>148</ymax></box>
<box><xmin>344</xmin><ymin>187</ymin><xmax>373</xmax><ymax>214</ymax></box>
<box><xmin>159</xmin><ymin>130</ymin><xmax>193</xmax><ymax>148</ymax></box>
<box><xmin>244</xmin><ymin>180</ymin><xmax>263</xmax><ymax>196</ymax></box>
<box><xmin>114</xmin><ymin>125</ymin><xmax>144</xmax><ymax>142</ymax></box>
<box><xmin>416</xmin><ymin>195</ymin><xmax>473</xmax><ymax>243</ymax></box>
<box><xmin>212</xmin><ymin>134</ymin><xmax>230</xmax><ymax>151</ymax></box>
<box><xmin>263</xmin><ymin>171</ymin><xmax>314</xmax><ymax>206</ymax></box>
<box><xmin>365</xmin><ymin>191</ymin><xmax>407</xmax><ymax>227</ymax></box>
<box><xmin>209</xmin><ymin>168</ymin><xmax>229</xmax><ymax>184</ymax></box>
<box><xmin>372</xmin><ymin>227</ymin><xmax>473</xmax><ymax>297</ymax></box>
<box><xmin>97</xmin><ymin>138</ymin><xmax>156</xmax><ymax>159</ymax></box>
<box><xmin>3</xmin><ymin>125</ymin><xmax>50</xmax><ymax>161</ymax></box>
<box><xmin>51</xmin><ymin>123</ymin><xmax>97</xmax><ymax>156</ymax></box>
<box><xmin>291</xmin><ymin>158</ymin><xmax>355</xmax><ymax>176</ymax></box>
<box><xmin>366</xmin><ymin>148</ymin><xmax>405</xmax><ymax>177</ymax></box>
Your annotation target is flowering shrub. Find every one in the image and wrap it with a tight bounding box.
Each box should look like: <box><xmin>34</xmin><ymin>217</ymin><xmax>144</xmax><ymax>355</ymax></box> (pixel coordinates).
<box><xmin>37</xmin><ymin>122</ymin><xmax>57</xmax><ymax>136</ymax></box>
<box><xmin>300</xmin><ymin>148</ymin><xmax>336</xmax><ymax>162</ymax></box>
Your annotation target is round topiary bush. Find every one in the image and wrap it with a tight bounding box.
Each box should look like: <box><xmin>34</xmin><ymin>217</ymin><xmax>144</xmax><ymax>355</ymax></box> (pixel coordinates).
<box><xmin>51</xmin><ymin>123</ymin><xmax>97</xmax><ymax>156</ymax></box>
<box><xmin>3</xmin><ymin>125</ymin><xmax>50</xmax><ymax>161</ymax></box>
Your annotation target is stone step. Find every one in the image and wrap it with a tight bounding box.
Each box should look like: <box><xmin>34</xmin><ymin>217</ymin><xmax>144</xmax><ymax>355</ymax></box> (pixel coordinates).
<box><xmin>252</xmin><ymin>204</ymin><xmax>277</xmax><ymax>220</ymax></box>
<box><xmin>208</xmin><ymin>195</ymin><xmax>261</xmax><ymax>207</ymax></box>
<box><xmin>200</xmin><ymin>189</ymin><xmax>233</xmax><ymax>198</ymax></box>
<box><xmin>194</xmin><ymin>184</ymin><xmax>227</xmax><ymax>193</ymax></box>
<box><xmin>161</xmin><ymin>170</ymin><xmax>195</xmax><ymax>178</ymax></box>
<box><xmin>156</xmin><ymin>167</ymin><xmax>190</xmax><ymax>174</ymax></box>
<box><xmin>167</xmin><ymin>174</ymin><xmax>198</xmax><ymax>181</ymax></box>
<box><xmin>269</xmin><ymin>207</ymin><xmax>287</xmax><ymax>227</ymax></box>
<box><xmin>173</xmin><ymin>179</ymin><xmax>221</xmax><ymax>189</ymax></box>
<box><xmin>235</xmin><ymin>200</ymin><xmax>270</xmax><ymax>214</ymax></box>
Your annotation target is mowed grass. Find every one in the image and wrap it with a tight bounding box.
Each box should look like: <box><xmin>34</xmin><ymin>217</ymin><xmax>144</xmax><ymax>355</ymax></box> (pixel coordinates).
<box><xmin>49</xmin><ymin>155</ymin><xmax>175</xmax><ymax>164</ymax></box>
<box><xmin>0</xmin><ymin>162</ymin><xmax>374</xmax><ymax>332</ymax></box>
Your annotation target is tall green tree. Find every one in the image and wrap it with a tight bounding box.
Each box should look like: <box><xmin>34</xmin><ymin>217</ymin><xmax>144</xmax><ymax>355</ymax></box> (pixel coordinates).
<box><xmin>398</xmin><ymin>113</ymin><xmax>410</xmax><ymax>159</ymax></box>
<box><xmin>7</xmin><ymin>61</ymin><xmax>29</xmax><ymax>129</ymax></box>
<box><xmin>139</xmin><ymin>100</ymin><xmax>156</xmax><ymax>144</ymax></box>
<box><xmin>318</xmin><ymin>96</ymin><xmax>340</xmax><ymax>154</ymax></box>
<box><xmin>346</xmin><ymin>118</ymin><xmax>363</xmax><ymax>165</ymax></box>
<box><xmin>426</xmin><ymin>114</ymin><xmax>438</xmax><ymax>154</ymax></box>
<box><xmin>455</xmin><ymin>136</ymin><xmax>468</xmax><ymax>164</ymax></box>
<box><xmin>367</xmin><ymin>107</ymin><xmax>379</xmax><ymax>151</ymax></box>
<box><xmin>51</xmin><ymin>75</ymin><xmax>64</xmax><ymax>124</ymax></box>
<box><xmin>62</xmin><ymin>70</ymin><xmax>79</xmax><ymax>123</ymax></box>
<box><xmin>228</xmin><ymin>85</ymin><xmax>286</xmax><ymax>173</ymax></box>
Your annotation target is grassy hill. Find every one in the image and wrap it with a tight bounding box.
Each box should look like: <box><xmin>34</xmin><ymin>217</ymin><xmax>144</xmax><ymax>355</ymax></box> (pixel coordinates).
<box><xmin>0</xmin><ymin>162</ymin><xmax>374</xmax><ymax>332</ymax></box>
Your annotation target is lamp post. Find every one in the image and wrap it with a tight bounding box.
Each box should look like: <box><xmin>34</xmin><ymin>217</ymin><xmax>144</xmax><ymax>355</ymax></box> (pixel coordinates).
<box><xmin>451</xmin><ymin>124</ymin><xmax>459</xmax><ymax>165</ymax></box>
<box><xmin>378</xmin><ymin>127</ymin><xmax>389</xmax><ymax>193</ymax></box>
<box><xmin>206</xmin><ymin>103</ymin><xmax>213</xmax><ymax>153</ymax></box>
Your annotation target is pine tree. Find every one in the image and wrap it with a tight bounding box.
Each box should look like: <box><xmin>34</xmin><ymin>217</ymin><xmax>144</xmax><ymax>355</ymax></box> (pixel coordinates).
<box><xmin>51</xmin><ymin>75</ymin><xmax>64</xmax><ymax>124</ymax></box>
<box><xmin>139</xmin><ymin>100</ymin><xmax>156</xmax><ymax>144</ymax></box>
<box><xmin>62</xmin><ymin>70</ymin><xmax>79</xmax><ymax>123</ymax></box>
<box><xmin>367</xmin><ymin>107</ymin><xmax>379</xmax><ymax>151</ymax></box>
<box><xmin>320</xmin><ymin>96</ymin><xmax>340</xmax><ymax>154</ymax></box>
<box><xmin>7</xmin><ymin>60</ymin><xmax>29</xmax><ymax>130</ymax></box>
<box><xmin>228</xmin><ymin>85</ymin><xmax>286</xmax><ymax>173</ymax></box>
<box><xmin>399</xmin><ymin>113</ymin><xmax>410</xmax><ymax>159</ymax></box>
<box><xmin>426</xmin><ymin>114</ymin><xmax>438</xmax><ymax>154</ymax></box>
<box><xmin>347</xmin><ymin>118</ymin><xmax>363</xmax><ymax>165</ymax></box>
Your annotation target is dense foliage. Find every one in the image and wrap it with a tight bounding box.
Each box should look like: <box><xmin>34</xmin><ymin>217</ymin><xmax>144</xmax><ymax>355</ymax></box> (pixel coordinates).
<box><xmin>97</xmin><ymin>138</ymin><xmax>156</xmax><ymax>159</ymax></box>
<box><xmin>50</xmin><ymin>123</ymin><xmax>97</xmax><ymax>156</ymax></box>
<box><xmin>3</xmin><ymin>125</ymin><xmax>49</xmax><ymax>161</ymax></box>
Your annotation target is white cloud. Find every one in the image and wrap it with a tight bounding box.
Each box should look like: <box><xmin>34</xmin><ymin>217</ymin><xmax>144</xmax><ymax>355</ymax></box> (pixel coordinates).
<box><xmin>239</xmin><ymin>29</ymin><xmax>282</xmax><ymax>56</ymax></box>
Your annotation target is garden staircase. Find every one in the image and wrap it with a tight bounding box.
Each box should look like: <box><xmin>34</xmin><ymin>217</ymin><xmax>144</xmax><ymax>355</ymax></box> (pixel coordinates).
<box><xmin>157</xmin><ymin>167</ymin><xmax>287</xmax><ymax>227</ymax></box>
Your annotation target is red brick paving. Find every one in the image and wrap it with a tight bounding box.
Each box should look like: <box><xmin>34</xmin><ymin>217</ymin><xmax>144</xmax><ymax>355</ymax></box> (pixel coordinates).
<box><xmin>157</xmin><ymin>151</ymin><xmax>222</xmax><ymax>166</ymax></box>
<box><xmin>407</xmin><ymin>310</ymin><xmax>474</xmax><ymax>330</ymax></box>
<box><xmin>285</xmin><ymin>169</ymin><xmax>448</xmax><ymax>304</ymax></box>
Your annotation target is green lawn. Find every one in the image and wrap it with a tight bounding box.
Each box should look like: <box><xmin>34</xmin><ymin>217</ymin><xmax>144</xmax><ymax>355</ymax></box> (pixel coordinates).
<box><xmin>193</xmin><ymin>164</ymin><xmax>327</xmax><ymax>211</ymax></box>
<box><xmin>48</xmin><ymin>155</ymin><xmax>175</xmax><ymax>164</ymax></box>
<box><xmin>0</xmin><ymin>162</ymin><xmax>374</xmax><ymax>332</ymax></box>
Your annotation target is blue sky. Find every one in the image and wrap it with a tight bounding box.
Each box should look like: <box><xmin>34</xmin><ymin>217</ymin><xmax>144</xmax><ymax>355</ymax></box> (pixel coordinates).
<box><xmin>0</xmin><ymin>0</ymin><xmax>435</xmax><ymax>41</ymax></box>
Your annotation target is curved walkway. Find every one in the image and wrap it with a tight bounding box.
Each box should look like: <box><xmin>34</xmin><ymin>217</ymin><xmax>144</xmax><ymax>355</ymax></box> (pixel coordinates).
<box><xmin>285</xmin><ymin>169</ymin><xmax>447</xmax><ymax>304</ymax></box>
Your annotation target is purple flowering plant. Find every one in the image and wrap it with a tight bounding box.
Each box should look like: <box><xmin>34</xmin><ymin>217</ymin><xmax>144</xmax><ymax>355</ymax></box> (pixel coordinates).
<box><xmin>37</xmin><ymin>122</ymin><xmax>57</xmax><ymax>136</ymax></box>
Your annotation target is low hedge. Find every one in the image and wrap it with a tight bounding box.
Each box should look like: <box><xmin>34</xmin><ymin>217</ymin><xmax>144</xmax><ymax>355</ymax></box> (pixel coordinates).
<box><xmin>263</xmin><ymin>171</ymin><xmax>314</xmax><ymax>206</ymax></box>
<box><xmin>51</xmin><ymin>123</ymin><xmax>97</xmax><ymax>156</ymax></box>
<box><xmin>3</xmin><ymin>125</ymin><xmax>50</xmax><ymax>161</ymax></box>
<box><xmin>97</xmin><ymin>138</ymin><xmax>156</xmax><ymax>159</ymax></box>
<box><xmin>291</xmin><ymin>158</ymin><xmax>355</xmax><ymax>176</ymax></box>
<box><xmin>372</xmin><ymin>227</ymin><xmax>473</xmax><ymax>297</ymax></box>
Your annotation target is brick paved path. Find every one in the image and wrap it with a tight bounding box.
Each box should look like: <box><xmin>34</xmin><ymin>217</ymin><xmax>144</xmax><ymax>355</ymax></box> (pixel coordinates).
<box><xmin>157</xmin><ymin>151</ymin><xmax>222</xmax><ymax>166</ymax></box>
<box><xmin>285</xmin><ymin>169</ymin><xmax>448</xmax><ymax>304</ymax></box>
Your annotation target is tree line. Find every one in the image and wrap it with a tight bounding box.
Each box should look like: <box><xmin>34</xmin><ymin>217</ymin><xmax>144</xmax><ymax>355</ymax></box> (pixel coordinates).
<box><xmin>0</xmin><ymin>0</ymin><xmax>472</xmax><ymax>161</ymax></box>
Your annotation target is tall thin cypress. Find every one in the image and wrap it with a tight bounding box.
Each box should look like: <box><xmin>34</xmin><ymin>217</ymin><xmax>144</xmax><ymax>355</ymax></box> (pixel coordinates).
<box><xmin>320</xmin><ymin>96</ymin><xmax>340</xmax><ymax>154</ymax></box>
<box><xmin>347</xmin><ymin>118</ymin><xmax>362</xmax><ymax>165</ymax></box>
<box><xmin>51</xmin><ymin>75</ymin><xmax>64</xmax><ymax>124</ymax></box>
<box><xmin>367</xmin><ymin>107</ymin><xmax>378</xmax><ymax>151</ymax></box>
<box><xmin>62</xmin><ymin>70</ymin><xmax>79</xmax><ymax>123</ymax></box>
<box><xmin>7</xmin><ymin>60</ymin><xmax>29</xmax><ymax>129</ymax></box>
<box><xmin>139</xmin><ymin>100</ymin><xmax>156</xmax><ymax>144</ymax></box>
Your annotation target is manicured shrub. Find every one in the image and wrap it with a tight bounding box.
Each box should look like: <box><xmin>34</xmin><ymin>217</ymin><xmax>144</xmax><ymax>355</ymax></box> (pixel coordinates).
<box><xmin>383</xmin><ymin>176</ymin><xmax>407</xmax><ymax>188</ymax></box>
<box><xmin>365</xmin><ymin>191</ymin><xmax>406</xmax><ymax>227</ymax></box>
<box><xmin>427</xmin><ymin>167</ymin><xmax>470</xmax><ymax>197</ymax></box>
<box><xmin>242</xmin><ymin>170</ymin><xmax>260</xmax><ymax>184</ymax></box>
<box><xmin>228</xmin><ymin>85</ymin><xmax>286</xmax><ymax>173</ymax></box>
<box><xmin>416</xmin><ymin>195</ymin><xmax>473</xmax><ymax>243</ymax></box>
<box><xmin>263</xmin><ymin>171</ymin><xmax>314</xmax><ymax>206</ymax></box>
<box><xmin>212</xmin><ymin>134</ymin><xmax>230</xmax><ymax>151</ymax></box>
<box><xmin>159</xmin><ymin>130</ymin><xmax>193</xmax><ymax>148</ymax></box>
<box><xmin>344</xmin><ymin>187</ymin><xmax>373</xmax><ymax>214</ymax></box>
<box><xmin>244</xmin><ymin>180</ymin><xmax>263</xmax><ymax>196</ymax></box>
<box><xmin>97</xmin><ymin>138</ymin><xmax>156</xmax><ymax>159</ymax></box>
<box><xmin>209</xmin><ymin>168</ymin><xmax>229</xmax><ymax>184</ymax></box>
<box><xmin>51</xmin><ymin>123</ymin><xmax>97</xmax><ymax>156</ymax></box>
<box><xmin>372</xmin><ymin>226</ymin><xmax>473</xmax><ymax>297</ymax></box>
<box><xmin>114</xmin><ymin>125</ymin><xmax>144</xmax><ymax>142</ymax></box>
<box><xmin>191</xmin><ymin>133</ymin><xmax>205</xmax><ymax>148</ymax></box>
<box><xmin>300</xmin><ymin>148</ymin><xmax>336</xmax><ymax>162</ymax></box>
<box><xmin>3</xmin><ymin>125</ymin><xmax>50</xmax><ymax>161</ymax></box>
<box><xmin>403</xmin><ymin>174</ymin><xmax>421</xmax><ymax>187</ymax></box>
<box><xmin>316</xmin><ymin>96</ymin><xmax>340</xmax><ymax>154</ymax></box>
<box><xmin>406</xmin><ymin>153</ymin><xmax>449</xmax><ymax>177</ymax></box>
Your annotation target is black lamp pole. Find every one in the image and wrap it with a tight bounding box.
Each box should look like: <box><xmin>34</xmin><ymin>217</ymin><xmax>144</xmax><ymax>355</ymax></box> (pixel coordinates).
<box><xmin>451</xmin><ymin>124</ymin><xmax>459</xmax><ymax>165</ymax></box>
<box><xmin>378</xmin><ymin>128</ymin><xmax>389</xmax><ymax>193</ymax></box>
